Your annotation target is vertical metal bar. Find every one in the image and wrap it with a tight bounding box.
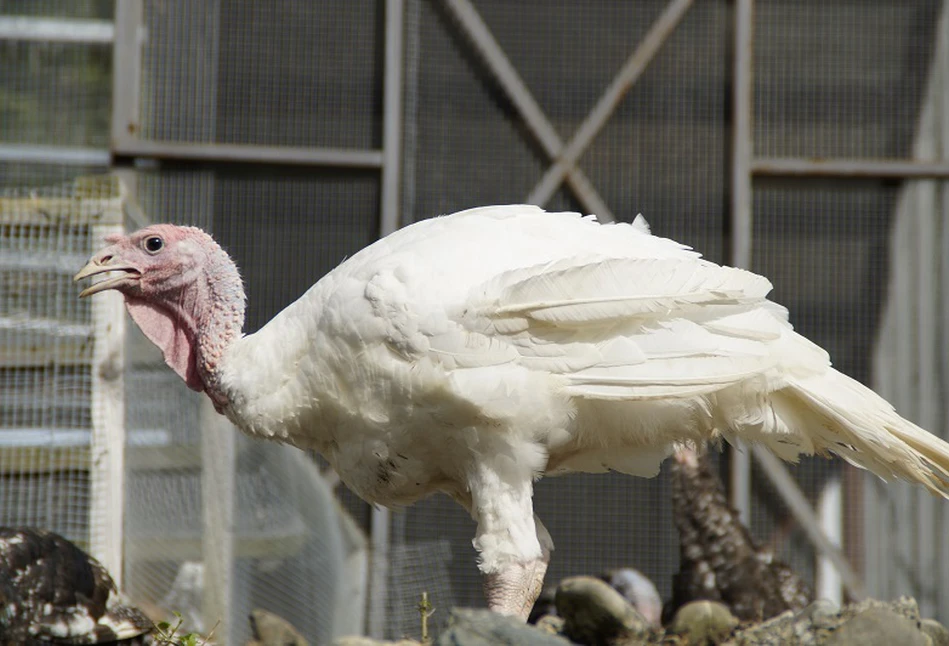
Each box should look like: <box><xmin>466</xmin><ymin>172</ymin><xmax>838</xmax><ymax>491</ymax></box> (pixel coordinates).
<box><xmin>110</xmin><ymin>0</ymin><xmax>144</xmax><ymax>151</ymax></box>
<box><xmin>816</xmin><ymin>477</ymin><xmax>843</xmax><ymax>604</ymax></box>
<box><xmin>526</xmin><ymin>0</ymin><xmax>694</xmax><ymax>206</ymax></box>
<box><xmin>916</xmin><ymin>173</ymin><xmax>938</xmax><ymax>618</ymax></box>
<box><xmin>367</xmin><ymin>504</ymin><xmax>390</xmax><ymax>640</ymax></box>
<box><xmin>368</xmin><ymin>0</ymin><xmax>405</xmax><ymax>637</ymax></box>
<box><xmin>937</xmin><ymin>8</ymin><xmax>949</xmax><ymax>615</ymax></box>
<box><xmin>202</xmin><ymin>399</ymin><xmax>235</xmax><ymax>645</ymax></box>
<box><xmin>380</xmin><ymin>0</ymin><xmax>405</xmax><ymax>237</ymax></box>
<box><xmin>729</xmin><ymin>0</ymin><xmax>754</xmax><ymax>521</ymax></box>
<box><xmin>400</xmin><ymin>0</ymin><xmax>421</xmax><ymax>225</ymax></box>
<box><xmin>940</xmin><ymin>160</ymin><xmax>949</xmax><ymax>624</ymax></box>
<box><xmin>938</xmin><ymin>8</ymin><xmax>949</xmax><ymax>614</ymax></box>
<box><xmin>88</xmin><ymin>215</ymin><xmax>126</xmax><ymax>584</ymax></box>
<box><xmin>891</xmin><ymin>188</ymin><xmax>918</xmax><ymax>602</ymax></box>
<box><xmin>731</xmin><ymin>0</ymin><xmax>754</xmax><ymax>283</ymax></box>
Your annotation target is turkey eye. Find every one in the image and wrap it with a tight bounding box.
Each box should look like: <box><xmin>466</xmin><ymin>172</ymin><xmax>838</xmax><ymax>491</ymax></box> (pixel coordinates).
<box><xmin>144</xmin><ymin>236</ymin><xmax>164</xmax><ymax>253</ymax></box>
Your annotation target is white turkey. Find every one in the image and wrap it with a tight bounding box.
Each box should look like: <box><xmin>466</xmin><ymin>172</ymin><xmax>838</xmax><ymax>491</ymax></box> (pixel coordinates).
<box><xmin>74</xmin><ymin>204</ymin><xmax>949</xmax><ymax>619</ymax></box>
<box><xmin>0</xmin><ymin>527</ymin><xmax>152</xmax><ymax>644</ymax></box>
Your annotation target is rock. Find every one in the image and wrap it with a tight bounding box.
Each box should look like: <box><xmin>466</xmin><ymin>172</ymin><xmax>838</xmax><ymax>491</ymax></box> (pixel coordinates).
<box><xmin>598</xmin><ymin>568</ymin><xmax>662</xmax><ymax>627</ymax></box>
<box><xmin>555</xmin><ymin>576</ymin><xmax>651</xmax><ymax>645</ymax></box>
<box><xmin>724</xmin><ymin>611</ymin><xmax>798</xmax><ymax>646</ymax></box>
<box><xmin>668</xmin><ymin>601</ymin><xmax>739</xmax><ymax>645</ymax></box>
<box><xmin>823</xmin><ymin>607</ymin><xmax>927</xmax><ymax>646</ymax></box>
<box><xmin>795</xmin><ymin>599</ymin><xmax>839</xmax><ymax>629</ymax></box>
<box><xmin>921</xmin><ymin>619</ymin><xmax>949</xmax><ymax>646</ymax></box>
<box><xmin>534</xmin><ymin>614</ymin><xmax>565</xmax><ymax>635</ymax></box>
<box><xmin>726</xmin><ymin>597</ymin><xmax>930</xmax><ymax>646</ymax></box>
<box><xmin>249</xmin><ymin>609</ymin><xmax>309</xmax><ymax>646</ymax></box>
<box><xmin>529</xmin><ymin>586</ymin><xmax>560</xmax><ymax>624</ymax></box>
<box><xmin>436</xmin><ymin>608</ymin><xmax>572</xmax><ymax>646</ymax></box>
<box><xmin>333</xmin><ymin>638</ymin><xmax>420</xmax><ymax>646</ymax></box>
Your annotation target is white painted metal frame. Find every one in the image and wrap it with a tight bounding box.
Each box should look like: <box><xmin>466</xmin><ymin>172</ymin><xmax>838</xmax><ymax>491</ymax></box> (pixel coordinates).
<box><xmin>369</xmin><ymin>0</ymin><xmax>406</xmax><ymax>636</ymax></box>
<box><xmin>201</xmin><ymin>398</ymin><xmax>236</xmax><ymax>645</ymax></box>
<box><xmin>0</xmin><ymin>16</ymin><xmax>113</xmax><ymax>167</ymax></box>
<box><xmin>0</xmin><ymin>16</ymin><xmax>113</xmax><ymax>42</ymax></box>
<box><xmin>730</xmin><ymin>0</ymin><xmax>755</xmax><ymax>531</ymax></box>
<box><xmin>110</xmin><ymin>0</ymin><xmax>386</xmax><ymax>170</ymax></box>
<box><xmin>89</xmin><ymin>209</ymin><xmax>128</xmax><ymax>587</ymax></box>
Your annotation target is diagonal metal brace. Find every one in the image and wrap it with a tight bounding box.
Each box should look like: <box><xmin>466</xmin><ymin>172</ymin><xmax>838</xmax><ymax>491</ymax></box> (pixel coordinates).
<box><xmin>442</xmin><ymin>0</ymin><xmax>616</xmax><ymax>221</ymax></box>
<box><xmin>527</xmin><ymin>0</ymin><xmax>694</xmax><ymax>207</ymax></box>
<box><xmin>753</xmin><ymin>446</ymin><xmax>865</xmax><ymax>600</ymax></box>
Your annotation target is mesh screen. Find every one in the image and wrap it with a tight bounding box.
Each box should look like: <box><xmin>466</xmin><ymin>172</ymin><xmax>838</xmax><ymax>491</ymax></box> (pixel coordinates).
<box><xmin>401</xmin><ymin>0</ymin><xmax>553</xmax><ymax>221</ymax></box>
<box><xmin>137</xmin><ymin>167</ymin><xmax>381</xmax><ymax>332</ymax></box>
<box><xmin>140</xmin><ymin>0</ymin><xmax>382</xmax><ymax>148</ymax></box>
<box><xmin>749</xmin><ymin>180</ymin><xmax>899</xmax><ymax>591</ymax></box>
<box><xmin>122</xmin><ymin>168</ymin><xmax>378</xmax><ymax>643</ymax></box>
<box><xmin>403</xmin><ymin>0</ymin><xmax>727</xmax><ymax>265</ymax></box>
<box><xmin>210</xmin><ymin>169</ymin><xmax>380</xmax><ymax>332</ymax></box>
<box><xmin>391</xmin><ymin>0</ymin><xmax>730</xmax><ymax>637</ymax></box>
<box><xmin>0</xmin><ymin>41</ymin><xmax>112</xmax><ymax>148</ymax></box>
<box><xmin>0</xmin><ymin>179</ymin><xmax>116</xmax><ymax>555</ymax></box>
<box><xmin>0</xmin><ymin>162</ymin><xmax>109</xmax><ymax>190</ymax></box>
<box><xmin>754</xmin><ymin>0</ymin><xmax>940</xmax><ymax>159</ymax></box>
<box><xmin>123</xmin><ymin>429</ymin><xmax>344</xmax><ymax>644</ymax></box>
<box><xmin>584</xmin><ymin>0</ymin><xmax>728</xmax><ymax>262</ymax></box>
<box><xmin>0</xmin><ymin>0</ymin><xmax>112</xmax><ymax>19</ymax></box>
<box><xmin>2</xmin><ymin>0</ymin><xmax>942</xmax><ymax>638</ymax></box>
<box><xmin>389</xmin><ymin>0</ymin><xmax>939</xmax><ymax>638</ymax></box>
<box><xmin>0</xmin><ymin>2</ymin><xmax>113</xmax><ymax>188</ymax></box>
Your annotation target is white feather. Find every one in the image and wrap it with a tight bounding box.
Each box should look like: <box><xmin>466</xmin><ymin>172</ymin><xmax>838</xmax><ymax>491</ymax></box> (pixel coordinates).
<box><xmin>203</xmin><ymin>204</ymin><xmax>949</xmax><ymax>577</ymax></box>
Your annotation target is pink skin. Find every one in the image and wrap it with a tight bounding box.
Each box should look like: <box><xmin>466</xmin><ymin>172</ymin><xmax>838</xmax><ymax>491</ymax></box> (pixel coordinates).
<box><xmin>74</xmin><ymin>225</ymin><xmax>245</xmax><ymax>410</ymax></box>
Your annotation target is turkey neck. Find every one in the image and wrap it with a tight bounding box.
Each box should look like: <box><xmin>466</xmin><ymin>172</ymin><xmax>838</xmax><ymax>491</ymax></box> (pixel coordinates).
<box><xmin>192</xmin><ymin>251</ymin><xmax>246</xmax><ymax>412</ymax></box>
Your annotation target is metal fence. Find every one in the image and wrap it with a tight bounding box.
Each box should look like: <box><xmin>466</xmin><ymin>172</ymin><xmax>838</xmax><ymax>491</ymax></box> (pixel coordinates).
<box><xmin>1</xmin><ymin>0</ymin><xmax>947</xmax><ymax>640</ymax></box>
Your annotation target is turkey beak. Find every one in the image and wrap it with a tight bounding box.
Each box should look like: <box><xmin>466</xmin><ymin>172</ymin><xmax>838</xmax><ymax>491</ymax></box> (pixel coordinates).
<box><xmin>74</xmin><ymin>252</ymin><xmax>140</xmax><ymax>298</ymax></box>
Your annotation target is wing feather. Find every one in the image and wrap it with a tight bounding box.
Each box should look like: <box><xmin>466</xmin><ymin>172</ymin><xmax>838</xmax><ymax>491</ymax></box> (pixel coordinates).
<box><xmin>490</xmin><ymin>258</ymin><xmax>772</xmax><ymax>325</ymax></box>
<box><xmin>467</xmin><ymin>254</ymin><xmax>782</xmax><ymax>400</ymax></box>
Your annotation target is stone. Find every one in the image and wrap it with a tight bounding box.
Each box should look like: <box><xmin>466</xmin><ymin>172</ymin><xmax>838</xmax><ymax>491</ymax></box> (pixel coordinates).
<box><xmin>249</xmin><ymin>609</ymin><xmax>309</xmax><ymax>646</ymax></box>
<box><xmin>555</xmin><ymin>576</ymin><xmax>650</xmax><ymax>645</ymax></box>
<box><xmin>333</xmin><ymin>638</ymin><xmax>420</xmax><ymax>646</ymax></box>
<box><xmin>723</xmin><ymin>611</ymin><xmax>801</xmax><ymax>646</ymax></box>
<box><xmin>795</xmin><ymin>599</ymin><xmax>839</xmax><ymax>629</ymax></box>
<box><xmin>668</xmin><ymin>601</ymin><xmax>739</xmax><ymax>645</ymax></box>
<box><xmin>921</xmin><ymin>619</ymin><xmax>949</xmax><ymax>646</ymax></box>
<box><xmin>724</xmin><ymin>597</ymin><xmax>930</xmax><ymax>646</ymax></box>
<box><xmin>534</xmin><ymin>614</ymin><xmax>565</xmax><ymax>635</ymax></box>
<box><xmin>333</xmin><ymin>638</ymin><xmax>421</xmax><ymax>646</ymax></box>
<box><xmin>823</xmin><ymin>607</ymin><xmax>927</xmax><ymax>646</ymax></box>
<box><xmin>436</xmin><ymin>608</ymin><xmax>572</xmax><ymax>646</ymax></box>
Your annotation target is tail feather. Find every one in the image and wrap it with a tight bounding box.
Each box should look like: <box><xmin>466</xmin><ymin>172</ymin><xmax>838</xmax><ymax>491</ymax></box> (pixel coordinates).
<box><xmin>779</xmin><ymin>370</ymin><xmax>949</xmax><ymax>496</ymax></box>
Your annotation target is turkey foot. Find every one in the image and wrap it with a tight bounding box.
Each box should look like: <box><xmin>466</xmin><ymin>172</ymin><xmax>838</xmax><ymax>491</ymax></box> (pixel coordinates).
<box><xmin>483</xmin><ymin>553</ymin><xmax>550</xmax><ymax>620</ymax></box>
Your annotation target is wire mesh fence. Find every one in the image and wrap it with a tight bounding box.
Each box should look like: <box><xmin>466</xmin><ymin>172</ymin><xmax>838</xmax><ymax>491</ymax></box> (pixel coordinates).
<box><xmin>1</xmin><ymin>0</ymin><xmax>948</xmax><ymax>640</ymax></box>
<box><xmin>0</xmin><ymin>176</ymin><xmax>123</xmax><ymax>565</ymax></box>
